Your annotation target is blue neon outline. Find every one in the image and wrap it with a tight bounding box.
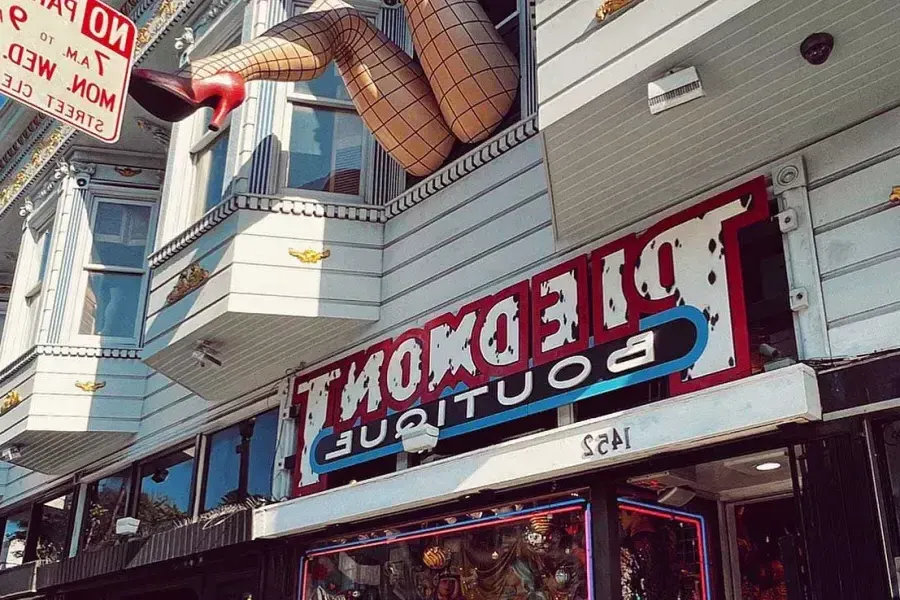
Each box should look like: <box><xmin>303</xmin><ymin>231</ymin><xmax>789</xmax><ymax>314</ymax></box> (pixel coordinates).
<box><xmin>311</xmin><ymin>305</ymin><xmax>708</xmax><ymax>474</ymax></box>
<box><xmin>305</xmin><ymin>497</ymin><xmax>587</xmax><ymax>557</ymax></box>
<box><xmin>618</xmin><ymin>498</ymin><xmax>711</xmax><ymax>600</ymax></box>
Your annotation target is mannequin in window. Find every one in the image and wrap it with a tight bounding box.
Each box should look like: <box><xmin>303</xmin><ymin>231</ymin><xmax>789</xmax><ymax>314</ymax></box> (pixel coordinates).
<box><xmin>128</xmin><ymin>0</ymin><xmax>519</xmax><ymax>177</ymax></box>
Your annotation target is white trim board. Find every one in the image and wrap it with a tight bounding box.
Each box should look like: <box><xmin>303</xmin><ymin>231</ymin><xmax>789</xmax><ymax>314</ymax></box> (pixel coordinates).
<box><xmin>253</xmin><ymin>364</ymin><xmax>821</xmax><ymax>539</ymax></box>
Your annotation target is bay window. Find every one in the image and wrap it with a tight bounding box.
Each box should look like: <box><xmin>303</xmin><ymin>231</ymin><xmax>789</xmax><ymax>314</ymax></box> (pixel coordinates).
<box><xmin>191</xmin><ymin>110</ymin><xmax>232</xmax><ymax>216</ymax></box>
<box><xmin>77</xmin><ymin>196</ymin><xmax>155</xmax><ymax>344</ymax></box>
<box><xmin>282</xmin><ymin>2</ymin><xmax>366</xmax><ymax>199</ymax></box>
<box><xmin>22</xmin><ymin>221</ymin><xmax>53</xmax><ymax>347</ymax></box>
<box><xmin>189</xmin><ymin>34</ymin><xmax>240</xmax><ymax>217</ymax></box>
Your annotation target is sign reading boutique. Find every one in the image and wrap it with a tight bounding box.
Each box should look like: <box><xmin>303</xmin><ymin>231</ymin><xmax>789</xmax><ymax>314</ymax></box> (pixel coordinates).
<box><xmin>290</xmin><ymin>177</ymin><xmax>769</xmax><ymax>494</ymax></box>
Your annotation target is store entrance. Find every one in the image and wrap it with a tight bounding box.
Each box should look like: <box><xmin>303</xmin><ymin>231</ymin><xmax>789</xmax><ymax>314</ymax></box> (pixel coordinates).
<box><xmin>619</xmin><ymin>448</ymin><xmax>803</xmax><ymax>600</ymax></box>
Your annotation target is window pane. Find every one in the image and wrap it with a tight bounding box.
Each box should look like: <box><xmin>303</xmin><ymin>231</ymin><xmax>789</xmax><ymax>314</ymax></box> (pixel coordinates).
<box><xmin>90</xmin><ymin>202</ymin><xmax>152</xmax><ymax>268</ymax></box>
<box><xmin>201</xmin><ymin>131</ymin><xmax>231</xmax><ymax>212</ymax></box>
<box><xmin>294</xmin><ymin>62</ymin><xmax>351</xmax><ymax>101</ymax></box>
<box><xmin>137</xmin><ymin>448</ymin><xmax>195</xmax><ymax>535</ymax></box>
<box><xmin>247</xmin><ymin>410</ymin><xmax>279</xmax><ymax>500</ymax></box>
<box><xmin>288</xmin><ymin>106</ymin><xmax>362</xmax><ymax>195</ymax></box>
<box><xmin>203</xmin><ymin>424</ymin><xmax>242</xmax><ymax>512</ymax></box>
<box><xmin>37</xmin><ymin>228</ymin><xmax>52</xmax><ymax>283</ymax></box>
<box><xmin>0</xmin><ymin>510</ymin><xmax>29</xmax><ymax>569</ymax></box>
<box><xmin>79</xmin><ymin>272</ymin><xmax>142</xmax><ymax>337</ymax></box>
<box><xmin>37</xmin><ymin>493</ymin><xmax>73</xmax><ymax>562</ymax></box>
<box><xmin>81</xmin><ymin>472</ymin><xmax>129</xmax><ymax>552</ymax></box>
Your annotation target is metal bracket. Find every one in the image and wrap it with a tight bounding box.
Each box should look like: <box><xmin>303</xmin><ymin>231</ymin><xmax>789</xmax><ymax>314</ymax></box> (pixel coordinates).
<box><xmin>789</xmin><ymin>288</ymin><xmax>809</xmax><ymax>312</ymax></box>
<box><xmin>775</xmin><ymin>208</ymin><xmax>799</xmax><ymax>233</ymax></box>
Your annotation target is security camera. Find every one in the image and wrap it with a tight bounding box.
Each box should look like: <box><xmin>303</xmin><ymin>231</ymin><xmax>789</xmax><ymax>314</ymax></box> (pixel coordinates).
<box><xmin>800</xmin><ymin>32</ymin><xmax>834</xmax><ymax>65</ymax></box>
<box><xmin>74</xmin><ymin>173</ymin><xmax>92</xmax><ymax>189</ymax></box>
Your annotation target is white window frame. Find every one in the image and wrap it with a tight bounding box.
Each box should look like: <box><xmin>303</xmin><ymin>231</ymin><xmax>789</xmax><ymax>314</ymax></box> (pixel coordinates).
<box><xmin>186</xmin><ymin>28</ymin><xmax>242</xmax><ymax>220</ymax></box>
<box><xmin>276</xmin><ymin>1</ymin><xmax>376</xmax><ymax>203</ymax></box>
<box><xmin>189</xmin><ymin>111</ymin><xmax>233</xmax><ymax>219</ymax></box>
<box><xmin>23</xmin><ymin>220</ymin><xmax>53</xmax><ymax>345</ymax></box>
<box><xmin>72</xmin><ymin>189</ymin><xmax>158</xmax><ymax>347</ymax></box>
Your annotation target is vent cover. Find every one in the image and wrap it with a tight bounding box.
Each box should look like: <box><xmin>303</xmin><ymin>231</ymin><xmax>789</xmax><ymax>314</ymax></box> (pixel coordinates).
<box><xmin>648</xmin><ymin>67</ymin><xmax>705</xmax><ymax>115</ymax></box>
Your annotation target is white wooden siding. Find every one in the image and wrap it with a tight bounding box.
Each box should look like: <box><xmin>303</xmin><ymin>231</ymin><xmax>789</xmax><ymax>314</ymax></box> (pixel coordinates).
<box><xmin>808</xmin><ymin>148</ymin><xmax>900</xmax><ymax>357</ymax></box>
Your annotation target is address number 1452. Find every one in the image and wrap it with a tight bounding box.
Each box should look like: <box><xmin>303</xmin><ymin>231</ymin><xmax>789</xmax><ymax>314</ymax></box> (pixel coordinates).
<box><xmin>581</xmin><ymin>427</ymin><xmax>632</xmax><ymax>459</ymax></box>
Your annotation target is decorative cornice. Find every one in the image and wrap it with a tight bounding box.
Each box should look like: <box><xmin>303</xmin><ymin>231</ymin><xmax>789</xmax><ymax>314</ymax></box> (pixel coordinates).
<box><xmin>0</xmin><ymin>115</ymin><xmax>43</xmax><ymax>174</ymax></box>
<box><xmin>0</xmin><ymin>126</ymin><xmax>73</xmax><ymax>210</ymax></box>
<box><xmin>34</xmin><ymin>345</ymin><xmax>142</xmax><ymax>359</ymax></box>
<box><xmin>149</xmin><ymin>195</ymin><xmax>384</xmax><ymax>269</ymax></box>
<box><xmin>0</xmin><ymin>0</ymin><xmax>195</xmax><ymax>210</ymax></box>
<box><xmin>384</xmin><ymin>116</ymin><xmax>540</xmax><ymax>219</ymax></box>
<box><xmin>136</xmin><ymin>118</ymin><xmax>172</xmax><ymax>148</ymax></box>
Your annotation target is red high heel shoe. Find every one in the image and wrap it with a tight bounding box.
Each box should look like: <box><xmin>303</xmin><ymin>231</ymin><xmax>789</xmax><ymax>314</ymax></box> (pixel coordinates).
<box><xmin>128</xmin><ymin>68</ymin><xmax>245</xmax><ymax>132</ymax></box>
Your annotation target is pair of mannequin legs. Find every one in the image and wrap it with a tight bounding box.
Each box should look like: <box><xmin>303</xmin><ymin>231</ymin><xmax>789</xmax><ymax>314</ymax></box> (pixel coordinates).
<box><xmin>129</xmin><ymin>0</ymin><xmax>519</xmax><ymax>176</ymax></box>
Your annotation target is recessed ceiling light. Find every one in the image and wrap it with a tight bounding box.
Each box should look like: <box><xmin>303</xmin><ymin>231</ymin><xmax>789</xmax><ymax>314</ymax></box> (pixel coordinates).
<box><xmin>755</xmin><ymin>462</ymin><xmax>782</xmax><ymax>472</ymax></box>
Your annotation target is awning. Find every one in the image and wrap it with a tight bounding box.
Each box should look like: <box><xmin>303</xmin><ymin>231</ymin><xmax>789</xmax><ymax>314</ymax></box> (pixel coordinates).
<box><xmin>253</xmin><ymin>364</ymin><xmax>820</xmax><ymax>539</ymax></box>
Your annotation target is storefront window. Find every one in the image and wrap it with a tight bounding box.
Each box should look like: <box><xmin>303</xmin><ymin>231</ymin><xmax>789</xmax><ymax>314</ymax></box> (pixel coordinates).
<box><xmin>137</xmin><ymin>447</ymin><xmax>196</xmax><ymax>535</ymax></box>
<box><xmin>302</xmin><ymin>503</ymin><xmax>589</xmax><ymax>600</ymax></box>
<box><xmin>0</xmin><ymin>510</ymin><xmax>29</xmax><ymax>568</ymax></box>
<box><xmin>81</xmin><ymin>471</ymin><xmax>130</xmax><ymax>551</ymax></box>
<box><xmin>619</xmin><ymin>500</ymin><xmax>708</xmax><ymax>600</ymax></box>
<box><xmin>36</xmin><ymin>492</ymin><xmax>74</xmax><ymax>561</ymax></box>
<box><xmin>202</xmin><ymin>409</ymin><xmax>279</xmax><ymax>512</ymax></box>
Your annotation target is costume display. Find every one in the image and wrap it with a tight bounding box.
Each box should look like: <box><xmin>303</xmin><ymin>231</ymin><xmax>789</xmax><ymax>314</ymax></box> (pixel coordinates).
<box><xmin>302</xmin><ymin>510</ymin><xmax>587</xmax><ymax>600</ymax></box>
<box><xmin>127</xmin><ymin>0</ymin><xmax>520</xmax><ymax>176</ymax></box>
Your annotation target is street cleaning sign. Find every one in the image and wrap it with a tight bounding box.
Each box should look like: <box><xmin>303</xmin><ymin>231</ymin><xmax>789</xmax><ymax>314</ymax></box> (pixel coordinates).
<box><xmin>0</xmin><ymin>0</ymin><xmax>136</xmax><ymax>143</ymax></box>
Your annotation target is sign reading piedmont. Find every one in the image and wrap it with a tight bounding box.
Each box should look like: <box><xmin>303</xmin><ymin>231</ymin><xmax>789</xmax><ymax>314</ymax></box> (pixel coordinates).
<box><xmin>290</xmin><ymin>177</ymin><xmax>770</xmax><ymax>495</ymax></box>
<box><xmin>0</xmin><ymin>0</ymin><xmax>136</xmax><ymax>142</ymax></box>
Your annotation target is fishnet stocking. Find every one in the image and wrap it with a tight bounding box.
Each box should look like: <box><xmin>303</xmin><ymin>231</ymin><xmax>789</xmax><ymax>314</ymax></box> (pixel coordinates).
<box><xmin>180</xmin><ymin>0</ymin><xmax>518</xmax><ymax>175</ymax></box>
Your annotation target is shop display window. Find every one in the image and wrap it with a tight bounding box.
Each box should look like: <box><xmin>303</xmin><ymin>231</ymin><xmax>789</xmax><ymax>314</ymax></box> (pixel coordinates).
<box><xmin>302</xmin><ymin>499</ymin><xmax>590</xmax><ymax>600</ymax></box>
<box><xmin>618</xmin><ymin>500</ymin><xmax>709</xmax><ymax>600</ymax></box>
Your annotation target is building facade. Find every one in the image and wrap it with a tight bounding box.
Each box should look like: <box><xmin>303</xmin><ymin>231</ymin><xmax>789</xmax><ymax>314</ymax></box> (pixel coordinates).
<box><xmin>0</xmin><ymin>0</ymin><xmax>899</xmax><ymax>600</ymax></box>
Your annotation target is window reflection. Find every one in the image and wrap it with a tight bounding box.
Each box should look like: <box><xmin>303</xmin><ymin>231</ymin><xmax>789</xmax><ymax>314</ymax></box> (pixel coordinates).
<box><xmin>201</xmin><ymin>130</ymin><xmax>231</xmax><ymax>212</ymax></box>
<box><xmin>80</xmin><ymin>272</ymin><xmax>143</xmax><ymax>337</ymax></box>
<box><xmin>288</xmin><ymin>106</ymin><xmax>363</xmax><ymax>196</ymax></box>
<box><xmin>0</xmin><ymin>510</ymin><xmax>29</xmax><ymax>569</ymax></box>
<box><xmin>202</xmin><ymin>409</ymin><xmax>279</xmax><ymax>512</ymax></box>
<box><xmin>90</xmin><ymin>202</ymin><xmax>151</xmax><ymax>268</ymax></box>
<box><xmin>81</xmin><ymin>471</ymin><xmax>130</xmax><ymax>552</ymax></box>
<box><xmin>137</xmin><ymin>447</ymin><xmax>195</xmax><ymax>535</ymax></box>
<box><xmin>303</xmin><ymin>507</ymin><xmax>589</xmax><ymax>600</ymax></box>
<box><xmin>37</xmin><ymin>492</ymin><xmax>73</xmax><ymax>562</ymax></box>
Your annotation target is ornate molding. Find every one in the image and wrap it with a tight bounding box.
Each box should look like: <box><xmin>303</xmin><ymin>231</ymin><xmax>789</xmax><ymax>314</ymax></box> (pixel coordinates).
<box><xmin>115</xmin><ymin>166</ymin><xmax>143</xmax><ymax>178</ymax></box>
<box><xmin>149</xmin><ymin>195</ymin><xmax>384</xmax><ymax>269</ymax></box>
<box><xmin>166</xmin><ymin>262</ymin><xmax>209</xmax><ymax>305</ymax></box>
<box><xmin>384</xmin><ymin>116</ymin><xmax>540</xmax><ymax>219</ymax></box>
<box><xmin>174</xmin><ymin>26</ymin><xmax>195</xmax><ymax>55</ymax></box>
<box><xmin>136</xmin><ymin>118</ymin><xmax>172</xmax><ymax>148</ymax></box>
<box><xmin>0</xmin><ymin>115</ymin><xmax>43</xmax><ymax>174</ymax></box>
<box><xmin>74</xmin><ymin>381</ymin><xmax>107</xmax><ymax>392</ymax></box>
<box><xmin>289</xmin><ymin>248</ymin><xmax>331</xmax><ymax>264</ymax></box>
<box><xmin>890</xmin><ymin>186</ymin><xmax>900</xmax><ymax>203</ymax></box>
<box><xmin>135</xmin><ymin>0</ymin><xmax>182</xmax><ymax>52</ymax></box>
<box><xmin>35</xmin><ymin>345</ymin><xmax>142</xmax><ymax>359</ymax></box>
<box><xmin>0</xmin><ymin>390</ymin><xmax>22</xmax><ymax>416</ymax></box>
<box><xmin>0</xmin><ymin>126</ymin><xmax>73</xmax><ymax>209</ymax></box>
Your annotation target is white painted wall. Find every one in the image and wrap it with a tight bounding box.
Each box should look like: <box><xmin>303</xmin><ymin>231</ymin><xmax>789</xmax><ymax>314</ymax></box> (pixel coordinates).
<box><xmin>535</xmin><ymin>0</ymin><xmax>764</xmax><ymax>128</ymax></box>
<box><xmin>802</xmin><ymin>107</ymin><xmax>900</xmax><ymax>357</ymax></box>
